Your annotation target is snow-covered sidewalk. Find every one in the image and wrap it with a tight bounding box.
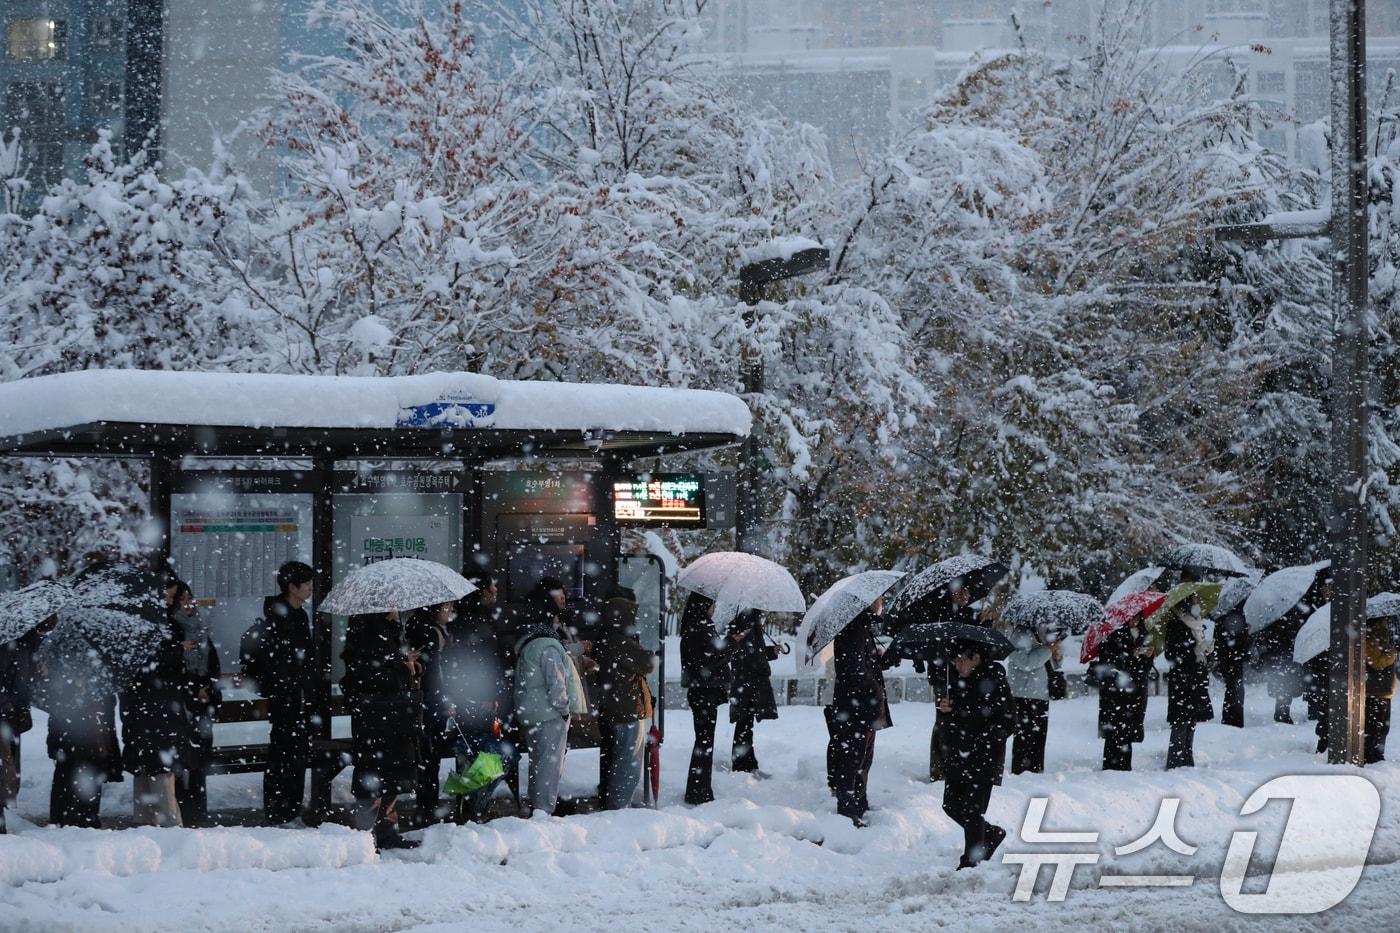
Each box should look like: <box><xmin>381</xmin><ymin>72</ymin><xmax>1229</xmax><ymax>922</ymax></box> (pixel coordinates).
<box><xmin>2</xmin><ymin>688</ymin><xmax>1397</xmax><ymax>931</ymax></box>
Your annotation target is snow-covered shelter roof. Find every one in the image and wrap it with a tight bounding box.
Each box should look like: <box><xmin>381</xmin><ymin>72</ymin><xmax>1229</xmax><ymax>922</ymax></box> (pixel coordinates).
<box><xmin>0</xmin><ymin>370</ymin><xmax>750</xmax><ymax>460</ymax></box>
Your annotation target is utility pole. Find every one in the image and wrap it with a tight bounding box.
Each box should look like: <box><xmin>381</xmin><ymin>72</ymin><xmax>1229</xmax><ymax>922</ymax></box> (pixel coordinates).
<box><xmin>1325</xmin><ymin>0</ymin><xmax>1370</xmax><ymax>766</ymax></box>
<box><xmin>734</xmin><ymin>246</ymin><xmax>829</xmax><ymax>555</ymax></box>
<box><xmin>1216</xmin><ymin>0</ymin><xmax>1369</xmax><ymax>765</ymax></box>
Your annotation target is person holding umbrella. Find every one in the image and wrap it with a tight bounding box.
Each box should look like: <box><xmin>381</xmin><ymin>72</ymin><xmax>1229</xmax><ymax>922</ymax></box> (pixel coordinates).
<box><xmin>886</xmin><ymin>557</ymin><xmax>1008</xmax><ymax>783</ymax></box>
<box><xmin>1211</xmin><ymin>573</ymin><xmax>1258</xmax><ymax>729</ymax></box>
<box><xmin>679</xmin><ymin>593</ymin><xmax>746</xmax><ymax>805</ymax></box>
<box><xmin>0</xmin><ymin>583</ymin><xmax>64</xmax><ymax>834</ymax></box>
<box><xmin>123</xmin><ymin>584</ymin><xmax>194</xmax><ymax>828</ymax></box>
<box><xmin>1248</xmin><ymin>563</ymin><xmax>1331</xmax><ymax>725</ymax></box>
<box><xmin>728</xmin><ymin>608</ymin><xmax>780</xmax><ymax>776</ymax></box>
<box><xmin>1159</xmin><ymin>585</ymin><xmax>1219</xmax><ymax>770</ymax></box>
<box><xmin>1084</xmin><ymin>592</ymin><xmax>1164</xmax><ymax>771</ymax></box>
<box><xmin>828</xmin><ymin>596</ymin><xmax>894</xmax><ymax>826</ymax></box>
<box><xmin>941</xmin><ymin>639</ymin><xmax>1015</xmax><ymax>869</ymax></box>
<box><xmin>342</xmin><ymin>608</ymin><xmax>424</xmax><ymax>849</ymax></box>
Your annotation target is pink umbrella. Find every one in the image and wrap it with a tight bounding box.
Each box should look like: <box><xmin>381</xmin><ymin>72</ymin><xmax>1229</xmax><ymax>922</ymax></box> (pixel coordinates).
<box><xmin>1081</xmin><ymin>590</ymin><xmax>1168</xmax><ymax>664</ymax></box>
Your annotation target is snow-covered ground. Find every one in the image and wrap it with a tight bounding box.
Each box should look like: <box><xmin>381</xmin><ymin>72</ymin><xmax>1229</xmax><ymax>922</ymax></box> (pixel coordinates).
<box><xmin>3</xmin><ymin>686</ymin><xmax>1397</xmax><ymax>932</ymax></box>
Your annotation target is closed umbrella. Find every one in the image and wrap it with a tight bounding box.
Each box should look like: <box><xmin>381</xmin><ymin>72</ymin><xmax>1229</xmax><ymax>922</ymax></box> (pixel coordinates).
<box><xmin>1244</xmin><ymin>561</ymin><xmax>1331</xmax><ymax>635</ymax></box>
<box><xmin>0</xmin><ymin>580</ymin><xmax>73</xmax><ymax>643</ymax></box>
<box><xmin>1108</xmin><ymin>567</ymin><xmax>1165</xmax><ymax>606</ymax></box>
<box><xmin>795</xmin><ymin>570</ymin><xmax>905</xmax><ymax>672</ymax></box>
<box><xmin>676</xmin><ymin>552</ymin><xmax>804</xmax><ymax>628</ymax></box>
<box><xmin>887</xmin><ymin>555</ymin><xmax>1008</xmax><ymax>627</ymax></box>
<box><xmin>1162</xmin><ymin>543</ymin><xmax>1250</xmax><ymax>578</ymax></box>
<box><xmin>887</xmin><ymin>622</ymin><xmax>1013</xmax><ymax>663</ymax></box>
<box><xmin>1081</xmin><ymin>591</ymin><xmax>1168</xmax><ymax>664</ymax></box>
<box><xmin>322</xmin><ymin>558</ymin><xmax>477</xmax><ymax>615</ymax></box>
<box><xmin>1001</xmin><ymin>590</ymin><xmax>1104</xmax><ymax>642</ymax></box>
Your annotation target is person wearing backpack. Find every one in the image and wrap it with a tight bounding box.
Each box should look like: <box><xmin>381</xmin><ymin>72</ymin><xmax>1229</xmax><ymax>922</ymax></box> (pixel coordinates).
<box><xmin>940</xmin><ymin>642</ymin><xmax>1015</xmax><ymax>869</ymax></box>
<box><xmin>240</xmin><ymin>561</ymin><xmax>315</xmax><ymax>825</ymax></box>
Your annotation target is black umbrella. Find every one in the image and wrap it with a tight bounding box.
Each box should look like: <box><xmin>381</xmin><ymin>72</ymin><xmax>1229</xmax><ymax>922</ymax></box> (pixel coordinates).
<box><xmin>36</xmin><ymin>606</ymin><xmax>167</xmax><ymax>695</ymax></box>
<box><xmin>887</xmin><ymin>622</ymin><xmax>1014</xmax><ymax>663</ymax></box>
<box><xmin>887</xmin><ymin>555</ymin><xmax>1009</xmax><ymax>627</ymax></box>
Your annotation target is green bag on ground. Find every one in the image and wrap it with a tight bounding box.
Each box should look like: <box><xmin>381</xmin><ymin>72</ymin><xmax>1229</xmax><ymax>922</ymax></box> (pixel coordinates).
<box><xmin>444</xmin><ymin>752</ymin><xmax>505</xmax><ymax>796</ymax></box>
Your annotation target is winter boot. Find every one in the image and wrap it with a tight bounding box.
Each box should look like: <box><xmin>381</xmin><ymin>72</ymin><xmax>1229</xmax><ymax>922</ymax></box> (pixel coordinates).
<box><xmin>373</xmin><ymin>816</ymin><xmax>420</xmax><ymax>851</ymax></box>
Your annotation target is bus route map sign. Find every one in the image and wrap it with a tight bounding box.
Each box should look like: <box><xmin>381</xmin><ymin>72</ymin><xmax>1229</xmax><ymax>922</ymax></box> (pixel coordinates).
<box><xmin>612</xmin><ymin>473</ymin><xmax>706</xmax><ymax>527</ymax></box>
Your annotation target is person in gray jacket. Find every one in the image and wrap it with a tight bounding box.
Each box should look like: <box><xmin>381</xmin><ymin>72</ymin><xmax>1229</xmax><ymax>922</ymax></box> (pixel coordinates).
<box><xmin>513</xmin><ymin>615</ymin><xmax>586</xmax><ymax>816</ymax></box>
<box><xmin>1005</xmin><ymin>628</ymin><xmax>1056</xmax><ymax>774</ymax></box>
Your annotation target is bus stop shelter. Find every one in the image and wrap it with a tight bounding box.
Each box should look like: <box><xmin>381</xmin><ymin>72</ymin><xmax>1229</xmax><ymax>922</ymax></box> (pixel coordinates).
<box><xmin>0</xmin><ymin>369</ymin><xmax>749</xmax><ymax>817</ymax></box>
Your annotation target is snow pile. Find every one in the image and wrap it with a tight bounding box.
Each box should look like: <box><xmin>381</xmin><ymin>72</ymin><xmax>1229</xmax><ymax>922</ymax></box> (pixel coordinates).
<box><xmin>3</xmin><ymin>690</ymin><xmax>1397</xmax><ymax>931</ymax></box>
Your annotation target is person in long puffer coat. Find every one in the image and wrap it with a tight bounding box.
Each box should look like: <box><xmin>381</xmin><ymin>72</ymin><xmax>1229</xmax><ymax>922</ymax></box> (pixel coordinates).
<box><xmin>1213</xmin><ymin>607</ymin><xmax>1248</xmax><ymax>728</ymax></box>
<box><xmin>941</xmin><ymin>642</ymin><xmax>1015</xmax><ymax>869</ymax></box>
<box><xmin>1164</xmin><ymin>595</ymin><xmax>1213</xmax><ymax>769</ymax></box>
<box><xmin>169</xmin><ymin>581</ymin><xmax>221</xmax><ymax>826</ymax></box>
<box><xmin>827</xmin><ymin>606</ymin><xmax>892</xmax><ymax>826</ymax></box>
<box><xmin>679</xmin><ymin>593</ymin><xmax>746</xmax><ymax>806</ymax></box>
<box><xmin>1004</xmin><ymin>628</ymin><xmax>1053</xmax><ymax>774</ymax></box>
<box><xmin>0</xmin><ymin>616</ymin><xmax>56</xmax><ymax>834</ymax></box>
<box><xmin>592</xmin><ymin>595</ymin><xmax>655</xmax><ymax>810</ymax></box>
<box><xmin>1091</xmin><ymin>620</ymin><xmax>1153</xmax><ymax>771</ymax></box>
<box><xmin>1364</xmin><ymin>617</ymin><xmax>1397</xmax><ymax>764</ymax></box>
<box><xmin>728</xmin><ymin>609</ymin><xmax>779</xmax><ymax>775</ymax></box>
<box><xmin>122</xmin><ymin>607</ymin><xmax>191</xmax><ymax>827</ymax></box>
<box><xmin>342</xmin><ymin>610</ymin><xmax>424</xmax><ymax>850</ymax></box>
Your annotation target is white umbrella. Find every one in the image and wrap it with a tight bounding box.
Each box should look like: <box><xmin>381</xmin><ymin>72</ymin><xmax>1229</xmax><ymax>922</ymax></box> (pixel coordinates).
<box><xmin>322</xmin><ymin>558</ymin><xmax>477</xmax><ymax>615</ymax></box>
<box><xmin>1212</xmin><ymin>569</ymin><xmax>1263</xmax><ymax>619</ymax></box>
<box><xmin>1245</xmin><ymin>561</ymin><xmax>1331</xmax><ymax>634</ymax></box>
<box><xmin>1296</xmin><ymin>593</ymin><xmax>1400</xmax><ymax>663</ymax></box>
<box><xmin>1108</xmin><ymin>567</ymin><xmax>1164</xmax><ymax>606</ymax></box>
<box><xmin>1294</xmin><ymin>604</ymin><xmax>1331</xmax><ymax>663</ymax></box>
<box><xmin>676</xmin><ymin>552</ymin><xmax>804</xmax><ymax>629</ymax></box>
<box><xmin>0</xmin><ymin>580</ymin><xmax>73</xmax><ymax>643</ymax></box>
<box><xmin>1163</xmin><ymin>542</ymin><xmax>1250</xmax><ymax>577</ymax></box>
<box><xmin>795</xmin><ymin>570</ymin><xmax>905</xmax><ymax>672</ymax></box>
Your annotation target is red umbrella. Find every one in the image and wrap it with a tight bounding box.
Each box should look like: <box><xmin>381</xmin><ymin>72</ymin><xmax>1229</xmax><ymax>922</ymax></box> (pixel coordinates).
<box><xmin>1081</xmin><ymin>590</ymin><xmax>1168</xmax><ymax>664</ymax></box>
<box><xmin>647</xmin><ymin>725</ymin><xmax>661</xmax><ymax>805</ymax></box>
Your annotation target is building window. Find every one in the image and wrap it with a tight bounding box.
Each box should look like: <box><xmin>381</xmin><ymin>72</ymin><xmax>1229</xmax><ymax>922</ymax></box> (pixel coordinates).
<box><xmin>6</xmin><ymin>18</ymin><xmax>67</xmax><ymax>63</ymax></box>
<box><xmin>2</xmin><ymin>81</ymin><xmax>65</xmax><ymax>189</ymax></box>
<box><xmin>93</xmin><ymin>16</ymin><xmax>125</xmax><ymax>51</ymax></box>
<box><xmin>1257</xmin><ymin>71</ymin><xmax>1286</xmax><ymax>94</ymax></box>
<box><xmin>90</xmin><ymin>79</ymin><xmax>123</xmax><ymax>115</ymax></box>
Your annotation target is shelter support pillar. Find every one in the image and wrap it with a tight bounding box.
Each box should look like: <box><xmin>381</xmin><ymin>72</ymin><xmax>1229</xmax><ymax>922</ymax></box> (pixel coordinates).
<box><xmin>147</xmin><ymin>454</ymin><xmax>174</xmax><ymax>577</ymax></box>
<box><xmin>309</xmin><ymin>456</ymin><xmax>338</xmax><ymax>820</ymax></box>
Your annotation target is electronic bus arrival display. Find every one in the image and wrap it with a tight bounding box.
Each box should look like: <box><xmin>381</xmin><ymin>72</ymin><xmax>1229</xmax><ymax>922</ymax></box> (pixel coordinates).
<box><xmin>612</xmin><ymin>473</ymin><xmax>706</xmax><ymax>527</ymax></box>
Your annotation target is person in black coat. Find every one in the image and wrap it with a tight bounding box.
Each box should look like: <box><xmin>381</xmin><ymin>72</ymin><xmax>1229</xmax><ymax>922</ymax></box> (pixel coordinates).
<box><xmin>1213</xmin><ymin>608</ymin><xmax>1248</xmax><ymax>728</ymax></box>
<box><xmin>827</xmin><ymin>603</ymin><xmax>893</xmax><ymax>826</ymax></box>
<box><xmin>1164</xmin><ymin>596</ymin><xmax>1213</xmax><ymax>769</ymax></box>
<box><xmin>940</xmin><ymin>642</ymin><xmax>1015</xmax><ymax>869</ymax></box>
<box><xmin>0</xmin><ymin>616</ymin><xmax>56</xmax><ymax>834</ymax></box>
<box><xmin>123</xmin><ymin>601</ymin><xmax>191</xmax><ymax>827</ymax></box>
<box><xmin>924</xmin><ymin>583</ymin><xmax>977</xmax><ymax>782</ymax></box>
<box><xmin>342</xmin><ymin>609</ymin><xmax>423</xmax><ymax>850</ymax></box>
<box><xmin>728</xmin><ymin>609</ymin><xmax>779</xmax><ymax>774</ymax></box>
<box><xmin>169</xmin><ymin>581</ymin><xmax>222</xmax><ymax>826</ymax></box>
<box><xmin>1091</xmin><ymin>619</ymin><xmax>1153</xmax><ymax>771</ymax></box>
<box><xmin>38</xmin><ymin>644</ymin><xmax>123</xmax><ymax>828</ymax></box>
<box><xmin>240</xmin><ymin>561</ymin><xmax>315</xmax><ymax>825</ymax></box>
<box><xmin>679</xmin><ymin>593</ymin><xmax>747</xmax><ymax>805</ymax></box>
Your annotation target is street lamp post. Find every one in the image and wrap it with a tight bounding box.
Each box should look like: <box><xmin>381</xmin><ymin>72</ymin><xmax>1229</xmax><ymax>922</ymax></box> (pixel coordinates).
<box><xmin>1216</xmin><ymin>0</ymin><xmax>1370</xmax><ymax>765</ymax></box>
<box><xmin>734</xmin><ymin>246</ymin><xmax>830</xmax><ymax>555</ymax></box>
